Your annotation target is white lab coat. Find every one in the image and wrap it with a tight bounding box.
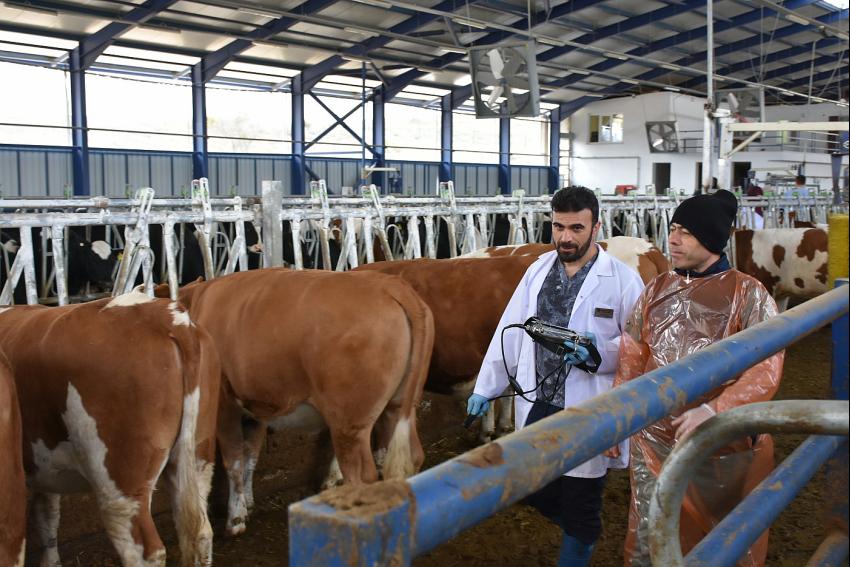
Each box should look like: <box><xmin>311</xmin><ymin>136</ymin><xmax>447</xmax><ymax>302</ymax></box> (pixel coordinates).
<box><xmin>473</xmin><ymin>246</ymin><xmax>644</xmax><ymax>477</ymax></box>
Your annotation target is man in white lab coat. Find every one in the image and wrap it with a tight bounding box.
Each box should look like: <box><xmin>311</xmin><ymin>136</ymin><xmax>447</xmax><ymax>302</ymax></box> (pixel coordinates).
<box><xmin>467</xmin><ymin>186</ymin><xmax>645</xmax><ymax>566</ymax></box>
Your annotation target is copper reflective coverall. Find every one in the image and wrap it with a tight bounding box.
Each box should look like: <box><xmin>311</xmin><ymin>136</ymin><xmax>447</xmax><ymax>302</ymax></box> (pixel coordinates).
<box><xmin>614</xmin><ymin>269</ymin><xmax>784</xmax><ymax>567</ymax></box>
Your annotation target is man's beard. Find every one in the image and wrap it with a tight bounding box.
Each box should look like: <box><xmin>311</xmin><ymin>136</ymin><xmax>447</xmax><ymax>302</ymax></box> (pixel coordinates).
<box><xmin>556</xmin><ymin>237</ymin><xmax>592</xmax><ymax>263</ymax></box>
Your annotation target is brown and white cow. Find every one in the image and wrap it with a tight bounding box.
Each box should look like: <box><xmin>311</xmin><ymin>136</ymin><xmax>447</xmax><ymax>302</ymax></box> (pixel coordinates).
<box><xmin>462</xmin><ymin>236</ymin><xmax>671</xmax><ymax>284</ymax></box>
<box><xmin>0</xmin><ymin>292</ymin><xmax>219</xmax><ymax>567</ymax></box>
<box><xmin>0</xmin><ymin>351</ymin><xmax>25</xmax><ymax>567</ymax></box>
<box><xmin>357</xmin><ymin>239</ymin><xmax>669</xmax><ymax>442</ymax></box>
<box><xmin>155</xmin><ymin>268</ymin><xmax>434</xmax><ymax>536</ymax></box>
<box><xmin>734</xmin><ymin>228</ymin><xmax>828</xmax><ymax>311</ymax></box>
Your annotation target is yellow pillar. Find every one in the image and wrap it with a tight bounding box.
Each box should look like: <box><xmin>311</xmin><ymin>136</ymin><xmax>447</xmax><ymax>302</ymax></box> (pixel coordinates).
<box><xmin>828</xmin><ymin>214</ymin><xmax>849</xmax><ymax>288</ymax></box>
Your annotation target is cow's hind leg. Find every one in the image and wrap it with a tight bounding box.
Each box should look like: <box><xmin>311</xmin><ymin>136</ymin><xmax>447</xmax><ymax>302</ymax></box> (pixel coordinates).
<box><xmin>495</xmin><ymin>393</ymin><xmax>514</xmax><ymax>436</ymax></box>
<box><xmin>31</xmin><ymin>492</ymin><xmax>61</xmax><ymax>567</ymax></box>
<box><xmin>328</xmin><ymin>426</ymin><xmax>378</xmax><ymax>485</ymax></box>
<box><xmin>216</xmin><ymin>392</ymin><xmax>249</xmax><ymax>536</ymax></box>
<box><xmin>373</xmin><ymin>402</ymin><xmax>422</xmax><ymax>480</ymax></box>
<box><xmin>241</xmin><ymin>418</ymin><xmax>268</xmax><ymax>514</ymax></box>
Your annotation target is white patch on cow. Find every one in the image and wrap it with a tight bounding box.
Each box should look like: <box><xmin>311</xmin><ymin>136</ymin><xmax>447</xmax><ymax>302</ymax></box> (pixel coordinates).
<box><xmin>226</xmin><ymin>459</ymin><xmax>247</xmax><ymax>536</ymax></box>
<box><xmin>90</xmin><ymin>240</ymin><xmax>112</xmax><ymax>261</ymax></box>
<box><xmin>32</xmin><ymin>493</ymin><xmax>60</xmax><ymax>566</ymax></box>
<box><xmin>243</xmin><ymin>457</ymin><xmax>257</xmax><ymax>512</ymax></box>
<box><xmin>197</xmin><ymin>460</ymin><xmax>214</xmax><ymax>507</ymax></box>
<box><xmin>268</xmin><ymin>403</ymin><xmax>326</xmax><ymax>432</ymax></box>
<box><xmin>321</xmin><ymin>457</ymin><xmax>344</xmax><ymax>490</ymax></box>
<box><xmin>62</xmin><ymin>384</ymin><xmax>144</xmax><ymax>563</ymax></box>
<box><xmin>383</xmin><ymin>417</ymin><xmax>413</xmax><ymax>479</ymax></box>
<box><xmin>599</xmin><ymin>236</ymin><xmax>652</xmax><ymax>274</ymax></box>
<box><xmin>15</xmin><ymin>539</ymin><xmax>25</xmax><ymax>567</ymax></box>
<box><xmin>460</xmin><ymin>245</ymin><xmax>513</xmax><ymax>258</ymax></box>
<box><xmin>750</xmin><ymin>229</ymin><xmax>828</xmax><ymax>298</ymax></box>
<box><xmin>496</xmin><ymin>396</ymin><xmax>514</xmax><ymax>434</ymax></box>
<box><xmin>30</xmin><ymin>439</ymin><xmax>89</xmax><ymax>493</ymax></box>
<box><xmin>0</xmin><ymin>307</ymin><xmax>11</xmax><ymax>315</ymax></box>
<box><xmin>168</xmin><ymin>302</ymin><xmax>191</xmax><ymax>327</ymax></box>
<box><xmin>104</xmin><ymin>289</ymin><xmax>154</xmax><ymax>309</ymax></box>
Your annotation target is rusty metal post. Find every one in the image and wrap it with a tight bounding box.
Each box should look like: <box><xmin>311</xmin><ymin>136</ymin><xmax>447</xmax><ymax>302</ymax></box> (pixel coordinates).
<box><xmin>648</xmin><ymin>401</ymin><xmax>849</xmax><ymax>567</ymax></box>
<box><xmin>289</xmin><ymin>287</ymin><xmax>849</xmax><ymax>566</ymax></box>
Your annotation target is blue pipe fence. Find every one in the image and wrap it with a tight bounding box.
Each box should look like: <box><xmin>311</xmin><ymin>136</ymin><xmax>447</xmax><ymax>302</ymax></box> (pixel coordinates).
<box><xmin>288</xmin><ymin>280</ymin><xmax>850</xmax><ymax>566</ymax></box>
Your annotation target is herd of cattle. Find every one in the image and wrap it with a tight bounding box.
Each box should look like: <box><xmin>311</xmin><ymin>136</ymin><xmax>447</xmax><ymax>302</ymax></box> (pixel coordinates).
<box><xmin>0</xmin><ymin>218</ymin><xmax>833</xmax><ymax>566</ymax></box>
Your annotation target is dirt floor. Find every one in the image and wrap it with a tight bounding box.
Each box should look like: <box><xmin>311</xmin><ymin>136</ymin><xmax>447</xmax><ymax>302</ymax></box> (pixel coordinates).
<box><xmin>46</xmin><ymin>325</ymin><xmax>845</xmax><ymax>566</ymax></box>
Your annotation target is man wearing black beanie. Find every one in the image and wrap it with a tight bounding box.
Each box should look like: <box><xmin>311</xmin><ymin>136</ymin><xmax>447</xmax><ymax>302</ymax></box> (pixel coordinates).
<box><xmin>610</xmin><ymin>188</ymin><xmax>785</xmax><ymax>567</ymax></box>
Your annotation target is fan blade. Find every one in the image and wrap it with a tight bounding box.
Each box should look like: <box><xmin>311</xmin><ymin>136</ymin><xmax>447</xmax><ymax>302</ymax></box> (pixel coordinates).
<box><xmin>475</xmin><ymin>72</ymin><xmax>497</xmax><ymax>86</ymax></box>
<box><xmin>501</xmin><ymin>52</ymin><xmax>523</xmax><ymax>77</ymax></box>
<box><xmin>487</xmin><ymin>85</ymin><xmax>504</xmax><ymax>108</ymax></box>
<box><xmin>487</xmin><ymin>48</ymin><xmax>505</xmax><ymax>79</ymax></box>
<box><xmin>504</xmin><ymin>76</ymin><xmax>531</xmax><ymax>90</ymax></box>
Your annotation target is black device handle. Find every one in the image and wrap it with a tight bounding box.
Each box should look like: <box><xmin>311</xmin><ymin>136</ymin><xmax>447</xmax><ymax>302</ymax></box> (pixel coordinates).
<box><xmin>463</xmin><ymin>413</ymin><xmax>478</xmax><ymax>428</ymax></box>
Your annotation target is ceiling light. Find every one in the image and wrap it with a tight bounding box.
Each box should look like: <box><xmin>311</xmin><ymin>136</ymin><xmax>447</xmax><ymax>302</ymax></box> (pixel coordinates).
<box><xmin>416</xmin><ymin>66</ymin><xmax>441</xmax><ymax>73</ymax></box>
<box><xmin>586</xmin><ymin>93</ymin><xmax>606</xmax><ymax>98</ymax></box>
<box><xmin>603</xmin><ymin>51</ymin><xmax>629</xmax><ymax>61</ymax></box>
<box><xmin>342</xmin><ymin>54</ymin><xmax>371</xmax><ymax>63</ymax></box>
<box><xmin>661</xmin><ymin>63</ymin><xmax>681</xmax><ymax>71</ymax></box>
<box><xmin>622</xmin><ymin>78</ymin><xmax>640</xmax><ymax>85</ymax></box>
<box><xmin>343</xmin><ymin>26</ymin><xmax>377</xmax><ymax>37</ymax></box>
<box><xmin>538</xmin><ymin>36</ymin><xmax>566</xmax><ymax>47</ymax></box>
<box><xmin>664</xmin><ymin>86</ymin><xmax>681</xmax><ymax>92</ymax></box>
<box><xmin>139</xmin><ymin>24</ymin><xmax>182</xmax><ymax>34</ymax></box>
<box><xmin>784</xmin><ymin>13</ymin><xmax>809</xmax><ymax>26</ymax></box>
<box><xmin>713</xmin><ymin>74</ymin><xmax>728</xmax><ymax>82</ymax></box>
<box><xmin>237</xmin><ymin>6</ymin><xmax>281</xmax><ymax>18</ymax></box>
<box><xmin>835</xmin><ymin>31</ymin><xmax>849</xmax><ymax>40</ymax></box>
<box><xmin>440</xmin><ymin>45</ymin><xmax>467</xmax><ymax>54</ymax></box>
<box><xmin>1</xmin><ymin>1</ymin><xmax>58</xmax><ymax>16</ymax></box>
<box><xmin>452</xmin><ymin>16</ymin><xmax>488</xmax><ymax>30</ymax></box>
<box><xmin>568</xmin><ymin>68</ymin><xmax>590</xmax><ymax>75</ymax></box>
<box><xmin>253</xmin><ymin>39</ymin><xmax>288</xmax><ymax>48</ymax></box>
<box><xmin>351</xmin><ymin>0</ymin><xmax>393</xmax><ymax>8</ymax></box>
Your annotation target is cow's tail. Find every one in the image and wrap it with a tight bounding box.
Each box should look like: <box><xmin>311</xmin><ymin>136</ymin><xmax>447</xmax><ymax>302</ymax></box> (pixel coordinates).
<box><xmin>168</xmin><ymin>320</ymin><xmax>214</xmax><ymax>567</ymax></box>
<box><xmin>381</xmin><ymin>280</ymin><xmax>434</xmax><ymax>480</ymax></box>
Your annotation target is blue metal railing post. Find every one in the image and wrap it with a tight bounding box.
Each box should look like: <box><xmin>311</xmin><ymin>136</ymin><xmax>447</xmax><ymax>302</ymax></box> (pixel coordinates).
<box><xmin>827</xmin><ymin>278</ymin><xmax>849</xmax><ymax>534</ymax></box>
<box><xmin>289</xmin><ymin>286</ymin><xmax>849</xmax><ymax>565</ymax></box>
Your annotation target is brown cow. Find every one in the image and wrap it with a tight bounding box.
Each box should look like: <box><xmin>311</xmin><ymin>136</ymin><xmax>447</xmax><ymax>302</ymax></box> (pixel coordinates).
<box><xmin>0</xmin><ymin>351</ymin><xmax>25</xmax><ymax>567</ymax></box>
<box><xmin>461</xmin><ymin>236</ymin><xmax>671</xmax><ymax>284</ymax></box>
<box><xmin>155</xmin><ymin>268</ymin><xmax>434</xmax><ymax>536</ymax></box>
<box><xmin>0</xmin><ymin>292</ymin><xmax>219</xmax><ymax>567</ymax></box>
<box><xmin>734</xmin><ymin>227</ymin><xmax>829</xmax><ymax>311</ymax></box>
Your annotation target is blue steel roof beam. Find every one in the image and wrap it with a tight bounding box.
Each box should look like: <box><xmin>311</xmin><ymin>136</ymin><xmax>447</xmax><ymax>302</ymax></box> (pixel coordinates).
<box><xmin>628</xmin><ymin>8</ymin><xmax>848</xmax><ymax>86</ymax></box>
<box><xmin>300</xmin><ymin>0</ymin><xmax>470</xmax><ymax>92</ymax></box>
<box><xmin>677</xmin><ymin>38</ymin><xmax>844</xmax><ymax>90</ymax></box>
<box><xmin>301</xmin><ymin>0</ymin><xmax>607</xmax><ymax>93</ymax></box>
<box><xmin>781</xmin><ymin>67</ymin><xmax>849</xmax><ymax>90</ymax></box>
<box><xmin>541</xmin><ymin>0</ymin><xmax>819</xmax><ymax>91</ymax></box>
<box><xmin>200</xmin><ymin>0</ymin><xmax>339</xmax><ymax>81</ymax></box>
<box><xmin>758</xmin><ymin>52</ymin><xmax>847</xmax><ymax>83</ymax></box>
<box><xmin>535</xmin><ymin>0</ymin><xmax>707</xmax><ymax>63</ymax></box>
<box><xmin>78</xmin><ymin>0</ymin><xmax>179</xmax><ymax>68</ymax></box>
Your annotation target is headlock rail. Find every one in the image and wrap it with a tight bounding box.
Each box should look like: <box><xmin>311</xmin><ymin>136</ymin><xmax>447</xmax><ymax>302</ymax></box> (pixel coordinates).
<box><xmin>287</xmin><ymin>281</ymin><xmax>849</xmax><ymax>567</ymax></box>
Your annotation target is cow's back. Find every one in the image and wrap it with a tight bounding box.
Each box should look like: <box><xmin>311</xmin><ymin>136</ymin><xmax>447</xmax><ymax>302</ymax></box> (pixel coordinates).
<box><xmin>357</xmin><ymin>256</ymin><xmax>537</xmax><ymax>392</ymax></box>
<box><xmin>734</xmin><ymin>228</ymin><xmax>828</xmax><ymax>299</ymax></box>
<box><xmin>0</xmin><ymin>350</ymin><xmax>25</xmax><ymax>567</ymax></box>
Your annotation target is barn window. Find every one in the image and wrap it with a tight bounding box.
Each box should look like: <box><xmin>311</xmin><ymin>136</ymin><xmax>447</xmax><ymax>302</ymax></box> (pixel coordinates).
<box><xmin>589</xmin><ymin>113</ymin><xmax>623</xmax><ymax>144</ymax></box>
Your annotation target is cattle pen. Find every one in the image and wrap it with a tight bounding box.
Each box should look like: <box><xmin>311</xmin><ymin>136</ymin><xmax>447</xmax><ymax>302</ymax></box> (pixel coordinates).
<box><xmin>289</xmin><ymin>281</ymin><xmax>849</xmax><ymax>567</ymax></box>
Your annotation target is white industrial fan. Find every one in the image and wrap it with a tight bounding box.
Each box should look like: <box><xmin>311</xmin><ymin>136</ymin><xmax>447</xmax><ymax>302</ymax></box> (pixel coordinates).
<box><xmin>469</xmin><ymin>41</ymin><xmax>540</xmax><ymax>118</ymax></box>
<box><xmin>645</xmin><ymin>121</ymin><xmax>680</xmax><ymax>153</ymax></box>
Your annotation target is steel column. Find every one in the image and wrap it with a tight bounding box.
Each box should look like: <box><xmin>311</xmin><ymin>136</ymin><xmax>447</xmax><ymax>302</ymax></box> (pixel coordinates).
<box><xmin>291</xmin><ymin>74</ymin><xmax>306</xmax><ymax>195</ymax></box>
<box><xmin>440</xmin><ymin>92</ymin><xmax>453</xmax><ymax>183</ymax></box>
<box><xmin>69</xmin><ymin>48</ymin><xmax>90</xmax><ymax>196</ymax></box>
<box><xmin>372</xmin><ymin>88</ymin><xmax>386</xmax><ymax>192</ymax></box>
<box><xmin>549</xmin><ymin>107</ymin><xmax>561</xmax><ymax>192</ymax></box>
<box><xmin>499</xmin><ymin>116</ymin><xmax>510</xmax><ymax>194</ymax></box>
<box><xmin>191</xmin><ymin>64</ymin><xmax>208</xmax><ymax>180</ymax></box>
<box><xmin>827</xmin><ymin>278</ymin><xmax>849</xmax><ymax>541</ymax></box>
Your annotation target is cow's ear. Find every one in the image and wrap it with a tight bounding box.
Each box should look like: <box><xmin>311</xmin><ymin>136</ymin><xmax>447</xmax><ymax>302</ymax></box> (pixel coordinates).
<box><xmin>153</xmin><ymin>283</ymin><xmax>170</xmax><ymax>298</ymax></box>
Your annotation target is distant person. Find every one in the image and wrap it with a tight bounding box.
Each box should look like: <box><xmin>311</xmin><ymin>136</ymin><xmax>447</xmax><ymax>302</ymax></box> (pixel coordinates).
<box><xmin>794</xmin><ymin>175</ymin><xmax>810</xmax><ymax>197</ymax></box>
<box><xmin>745</xmin><ymin>184</ymin><xmax>764</xmax><ymax>229</ymax></box>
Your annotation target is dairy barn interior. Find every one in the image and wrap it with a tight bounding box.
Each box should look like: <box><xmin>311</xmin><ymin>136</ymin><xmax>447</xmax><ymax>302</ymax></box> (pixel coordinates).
<box><xmin>0</xmin><ymin>0</ymin><xmax>848</xmax><ymax>565</ymax></box>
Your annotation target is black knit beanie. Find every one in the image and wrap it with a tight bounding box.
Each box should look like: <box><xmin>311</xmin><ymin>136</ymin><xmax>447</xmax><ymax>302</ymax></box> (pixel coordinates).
<box><xmin>670</xmin><ymin>190</ymin><xmax>738</xmax><ymax>253</ymax></box>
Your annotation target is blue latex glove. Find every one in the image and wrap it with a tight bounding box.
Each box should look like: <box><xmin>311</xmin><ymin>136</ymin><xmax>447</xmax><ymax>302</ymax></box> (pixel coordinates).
<box><xmin>564</xmin><ymin>331</ymin><xmax>596</xmax><ymax>366</ymax></box>
<box><xmin>466</xmin><ymin>393</ymin><xmax>490</xmax><ymax>417</ymax></box>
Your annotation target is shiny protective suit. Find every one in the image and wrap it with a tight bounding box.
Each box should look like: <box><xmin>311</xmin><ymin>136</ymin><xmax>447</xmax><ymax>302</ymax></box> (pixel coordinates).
<box><xmin>614</xmin><ymin>269</ymin><xmax>784</xmax><ymax>567</ymax></box>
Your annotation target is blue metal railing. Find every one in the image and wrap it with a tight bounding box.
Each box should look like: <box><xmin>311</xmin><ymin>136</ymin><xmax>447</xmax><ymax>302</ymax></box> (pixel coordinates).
<box><xmin>288</xmin><ymin>282</ymin><xmax>850</xmax><ymax>566</ymax></box>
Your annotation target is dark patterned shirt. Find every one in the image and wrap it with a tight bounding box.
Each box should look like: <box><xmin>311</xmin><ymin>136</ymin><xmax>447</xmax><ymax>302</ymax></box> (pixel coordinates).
<box><xmin>535</xmin><ymin>252</ymin><xmax>597</xmax><ymax>407</ymax></box>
